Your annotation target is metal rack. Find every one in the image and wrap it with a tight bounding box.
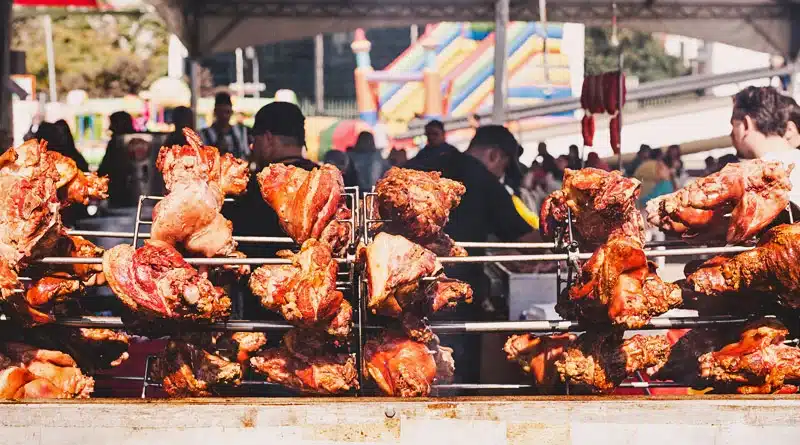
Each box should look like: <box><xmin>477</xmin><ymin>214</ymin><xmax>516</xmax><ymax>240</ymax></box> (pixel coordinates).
<box><xmin>8</xmin><ymin>189</ymin><xmax>790</xmax><ymax>398</ymax></box>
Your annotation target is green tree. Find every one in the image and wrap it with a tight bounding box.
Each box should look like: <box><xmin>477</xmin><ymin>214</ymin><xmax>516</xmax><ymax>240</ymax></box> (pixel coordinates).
<box><xmin>10</xmin><ymin>11</ymin><xmax>169</xmax><ymax>98</ymax></box>
<box><xmin>585</xmin><ymin>27</ymin><xmax>688</xmax><ymax>82</ymax></box>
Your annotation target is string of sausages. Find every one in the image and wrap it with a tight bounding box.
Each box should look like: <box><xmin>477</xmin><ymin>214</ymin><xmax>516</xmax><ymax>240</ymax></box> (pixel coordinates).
<box><xmin>579</xmin><ymin>71</ymin><xmax>627</xmax><ymax>153</ymax></box>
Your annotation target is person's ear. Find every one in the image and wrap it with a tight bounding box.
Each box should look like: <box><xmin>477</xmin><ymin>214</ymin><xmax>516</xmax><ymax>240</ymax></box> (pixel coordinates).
<box><xmin>743</xmin><ymin>115</ymin><xmax>755</xmax><ymax>132</ymax></box>
<box><xmin>787</xmin><ymin>121</ymin><xmax>798</xmax><ymax>137</ymax></box>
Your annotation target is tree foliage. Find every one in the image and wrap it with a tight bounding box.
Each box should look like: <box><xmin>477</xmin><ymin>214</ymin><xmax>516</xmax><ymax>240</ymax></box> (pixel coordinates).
<box><xmin>585</xmin><ymin>27</ymin><xmax>688</xmax><ymax>82</ymax></box>
<box><xmin>10</xmin><ymin>11</ymin><xmax>169</xmax><ymax>98</ymax></box>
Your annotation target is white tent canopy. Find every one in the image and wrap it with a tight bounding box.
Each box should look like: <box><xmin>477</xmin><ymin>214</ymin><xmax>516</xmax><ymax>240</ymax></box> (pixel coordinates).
<box><xmin>147</xmin><ymin>0</ymin><xmax>800</xmax><ymax>57</ymax></box>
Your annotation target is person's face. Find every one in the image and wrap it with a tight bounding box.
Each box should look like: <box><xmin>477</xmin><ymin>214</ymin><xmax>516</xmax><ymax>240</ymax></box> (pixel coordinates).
<box><xmin>555</xmin><ymin>157</ymin><xmax>568</xmax><ymax>171</ymax></box>
<box><xmin>425</xmin><ymin>126</ymin><xmax>445</xmax><ymax>147</ymax></box>
<box><xmin>214</xmin><ymin>105</ymin><xmax>233</xmax><ymax>126</ymax></box>
<box><xmin>475</xmin><ymin>147</ymin><xmax>509</xmax><ymax>179</ymax></box>
<box><xmin>569</xmin><ymin>146</ymin><xmax>579</xmax><ymax>157</ymax></box>
<box><xmin>668</xmin><ymin>146</ymin><xmax>680</xmax><ymax>158</ymax></box>
<box><xmin>730</xmin><ymin>114</ymin><xmax>758</xmax><ymax>159</ymax></box>
<box><xmin>785</xmin><ymin>122</ymin><xmax>800</xmax><ymax>148</ymax></box>
<box><xmin>538</xmin><ymin>144</ymin><xmax>547</xmax><ymax>155</ymax></box>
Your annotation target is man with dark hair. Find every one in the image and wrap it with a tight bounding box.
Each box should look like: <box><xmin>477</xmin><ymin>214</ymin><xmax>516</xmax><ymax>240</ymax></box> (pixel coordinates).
<box><xmin>731</xmin><ymin>86</ymin><xmax>800</xmax><ymax>207</ymax></box>
<box><xmin>412</xmin><ymin>119</ymin><xmax>457</xmax><ymax>164</ymax></box>
<box><xmin>201</xmin><ymin>92</ymin><xmax>249</xmax><ymax>160</ymax></box>
<box><xmin>224</xmin><ymin>101</ymin><xmax>316</xmax><ymax>259</ymax></box>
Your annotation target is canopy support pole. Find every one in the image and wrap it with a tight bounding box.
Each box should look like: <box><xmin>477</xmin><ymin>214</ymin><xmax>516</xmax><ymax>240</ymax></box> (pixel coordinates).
<box><xmin>314</xmin><ymin>34</ymin><xmax>324</xmax><ymax>114</ymax></box>
<box><xmin>492</xmin><ymin>0</ymin><xmax>509</xmax><ymax>124</ymax></box>
<box><xmin>0</xmin><ymin>0</ymin><xmax>11</xmax><ymax>133</ymax></box>
<box><xmin>187</xmin><ymin>7</ymin><xmax>201</xmax><ymax>128</ymax></box>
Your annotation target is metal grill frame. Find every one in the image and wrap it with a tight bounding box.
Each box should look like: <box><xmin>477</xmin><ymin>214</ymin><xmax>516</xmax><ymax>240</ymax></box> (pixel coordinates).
<box><xmin>16</xmin><ymin>193</ymin><xmax>800</xmax><ymax>397</ymax></box>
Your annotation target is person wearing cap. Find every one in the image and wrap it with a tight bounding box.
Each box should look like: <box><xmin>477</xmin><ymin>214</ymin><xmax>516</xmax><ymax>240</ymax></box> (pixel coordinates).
<box><xmin>406</xmin><ymin>124</ymin><xmax>538</xmax><ymax>248</ymax></box>
<box><xmin>224</xmin><ymin>101</ymin><xmax>316</xmax><ymax>259</ymax></box>
<box><xmin>200</xmin><ymin>92</ymin><xmax>250</xmax><ymax>160</ymax></box>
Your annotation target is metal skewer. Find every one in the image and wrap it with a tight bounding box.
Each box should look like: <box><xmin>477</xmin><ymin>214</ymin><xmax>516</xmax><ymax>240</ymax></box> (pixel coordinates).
<box><xmin>20</xmin><ymin>315</ymin><xmax>754</xmax><ymax>332</ymax></box>
<box><xmin>67</xmin><ymin>230</ymin><xmax>296</xmax><ymax>244</ymax></box>
<box><xmin>35</xmin><ymin>256</ymin><xmax>350</xmax><ymax>265</ymax></box>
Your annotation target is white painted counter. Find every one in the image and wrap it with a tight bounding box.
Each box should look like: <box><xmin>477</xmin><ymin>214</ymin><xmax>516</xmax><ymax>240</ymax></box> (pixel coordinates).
<box><xmin>1</xmin><ymin>396</ymin><xmax>798</xmax><ymax>445</ymax></box>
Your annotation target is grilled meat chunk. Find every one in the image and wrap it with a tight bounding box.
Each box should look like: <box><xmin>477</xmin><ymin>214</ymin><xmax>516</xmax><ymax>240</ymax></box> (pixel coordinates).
<box><xmin>250</xmin><ymin>330</ymin><xmax>358</xmax><ymax>395</ymax></box>
<box><xmin>249</xmin><ymin>239</ymin><xmax>351</xmax><ymax>337</ymax></box>
<box><xmin>647</xmin><ymin>159</ymin><xmax>792</xmax><ymax>244</ymax></box>
<box><xmin>150</xmin><ymin>339</ymin><xmax>242</xmax><ymax>397</ymax></box>
<box><xmin>257</xmin><ymin>163</ymin><xmax>350</xmax><ymax>254</ymax></box>
<box><xmin>373</xmin><ymin>167</ymin><xmax>466</xmax><ymax>254</ymax></box>
<box><xmin>0</xmin><ymin>342</ymin><xmax>94</xmax><ymax>399</ymax></box>
<box><xmin>103</xmin><ymin>241</ymin><xmax>231</xmax><ymax>322</ymax></box>
<box><xmin>152</xmin><ymin>128</ymin><xmax>249</xmax><ymax>257</ymax></box>
<box><xmin>363</xmin><ymin>332</ymin><xmax>454</xmax><ymax>397</ymax></box>
<box><xmin>686</xmin><ymin>223</ymin><xmax>800</xmax><ymax>309</ymax></box>
<box><xmin>559</xmin><ymin>235</ymin><xmax>682</xmax><ymax>329</ymax></box>
<box><xmin>541</xmin><ymin>168</ymin><xmax>645</xmax><ymax>246</ymax></box>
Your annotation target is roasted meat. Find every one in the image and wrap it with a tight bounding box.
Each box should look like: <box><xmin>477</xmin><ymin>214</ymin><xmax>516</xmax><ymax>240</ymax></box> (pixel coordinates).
<box><xmin>152</xmin><ymin>128</ymin><xmax>249</xmax><ymax>258</ymax></box>
<box><xmin>0</xmin><ymin>139</ymin><xmax>61</xmax><ymax>277</ymax></box>
<box><xmin>373</xmin><ymin>167</ymin><xmax>466</xmax><ymax>255</ymax></box>
<box><xmin>0</xmin><ymin>342</ymin><xmax>94</xmax><ymax>399</ymax></box>
<box><xmin>179</xmin><ymin>331</ymin><xmax>267</xmax><ymax>367</ymax></box>
<box><xmin>559</xmin><ymin>236</ymin><xmax>682</xmax><ymax>328</ymax></box>
<box><xmin>23</xmin><ymin>327</ymin><xmax>130</xmax><ymax>373</ymax></box>
<box><xmin>150</xmin><ymin>339</ymin><xmax>242</xmax><ymax>397</ymax></box>
<box><xmin>363</xmin><ymin>233</ymin><xmax>471</xmax><ymax>341</ymax></box>
<box><xmin>103</xmin><ymin>240</ymin><xmax>231</xmax><ymax>322</ymax></box>
<box><xmin>647</xmin><ymin>160</ymin><xmax>792</xmax><ymax>244</ymax></box>
<box><xmin>250</xmin><ymin>329</ymin><xmax>358</xmax><ymax>395</ymax></box>
<box><xmin>556</xmin><ymin>332</ymin><xmax>671</xmax><ymax>394</ymax></box>
<box><xmin>50</xmin><ymin>151</ymin><xmax>108</xmax><ymax>206</ymax></box>
<box><xmin>364</xmin><ymin>233</ymin><xmax>471</xmax><ymax>315</ymax></box>
<box><xmin>506</xmin><ymin>332</ymin><xmax>670</xmax><ymax>394</ymax></box>
<box><xmin>686</xmin><ymin>223</ymin><xmax>800</xmax><ymax>309</ymax></box>
<box><xmin>541</xmin><ymin>168</ymin><xmax>645</xmax><ymax>246</ymax></box>
<box><xmin>257</xmin><ymin>163</ymin><xmax>351</xmax><ymax>254</ymax></box>
<box><xmin>3</xmin><ymin>236</ymin><xmax>105</xmax><ymax>326</ymax></box>
<box><xmin>362</xmin><ymin>332</ymin><xmax>454</xmax><ymax>397</ymax></box>
<box><xmin>504</xmin><ymin>333</ymin><xmax>578</xmax><ymax>392</ymax></box>
<box><xmin>649</xmin><ymin>327</ymin><xmax>737</xmax><ymax>386</ymax></box>
<box><xmin>249</xmin><ymin>239</ymin><xmax>351</xmax><ymax>337</ymax></box>
<box><xmin>698</xmin><ymin>319</ymin><xmax>800</xmax><ymax>394</ymax></box>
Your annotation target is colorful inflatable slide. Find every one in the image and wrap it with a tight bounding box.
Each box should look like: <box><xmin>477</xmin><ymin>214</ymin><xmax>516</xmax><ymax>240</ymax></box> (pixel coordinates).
<box><xmin>353</xmin><ymin>22</ymin><xmax>577</xmax><ymax>124</ymax></box>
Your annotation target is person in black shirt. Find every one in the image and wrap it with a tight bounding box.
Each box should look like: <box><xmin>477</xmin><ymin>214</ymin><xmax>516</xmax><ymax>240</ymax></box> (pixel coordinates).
<box><xmin>536</xmin><ymin>142</ymin><xmax>557</xmax><ymax>177</ymax></box>
<box><xmin>405</xmin><ymin>125</ymin><xmax>537</xmax><ymax>248</ymax></box>
<box><xmin>413</xmin><ymin>119</ymin><xmax>459</xmax><ymax>164</ymax></box>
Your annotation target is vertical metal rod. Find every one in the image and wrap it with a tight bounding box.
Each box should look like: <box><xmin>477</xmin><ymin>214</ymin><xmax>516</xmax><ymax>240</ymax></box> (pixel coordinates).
<box><xmin>250</xmin><ymin>46</ymin><xmax>260</xmax><ymax>99</ymax></box>
<box><xmin>189</xmin><ymin>60</ymin><xmax>200</xmax><ymax>127</ymax></box>
<box><xmin>314</xmin><ymin>34</ymin><xmax>325</xmax><ymax>114</ymax></box>
<box><xmin>43</xmin><ymin>15</ymin><xmax>57</xmax><ymax>103</ymax></box>
<box><xmin>492</xmin><ymin>0</ymin><xmax>509</xmax><ymax>124</ymax></box>
<box><xmin>0</xmin><ymin>0</ymin><xmax>11</xmax><ymax>133</ymax></box>
<box><xmin>410</xmin><ymin>24</ymin><xmax>419</xmax><ymax>44</ymax></box>
<box><xmin>538</xmin><ymin>0</ymin><xmax>549</xmax><ymax>84</ymax></box>
<box><xmin>133</xmin><ymin>196</ymin><xmax>145</xmax><ymax>248</ymax></box>
<box><xmin>617</xmin><ymin>52</ymin><xmax>624</xmax><ymax>173</ymax></box>
<box><xmin>355</xmin><ymin>268</ymin><xmax>365</xmax><ymax>396</ymax></box>
<box><xmin>141</xmin><ymin>355</ymin><xmax>153</xmax><ymax>399</ymax></box>
<box><xmin>235</xmin><ymin>47</ymin><xmax>245</xmax><ymax>97</ymax></box>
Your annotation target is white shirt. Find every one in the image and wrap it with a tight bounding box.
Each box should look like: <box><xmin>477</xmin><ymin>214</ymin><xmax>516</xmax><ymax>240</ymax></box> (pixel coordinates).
<box><xmin>762</xmin><ymin>148</ymin><xmax>800</xmax><ymax>209</ymax></box>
